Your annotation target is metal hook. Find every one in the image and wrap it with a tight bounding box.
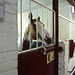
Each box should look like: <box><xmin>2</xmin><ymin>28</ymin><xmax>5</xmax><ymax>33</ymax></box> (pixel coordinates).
<box><xmin>43</xmin><ymin>44</ymin><xmax>46</xmax><ymax>55</ymax></box>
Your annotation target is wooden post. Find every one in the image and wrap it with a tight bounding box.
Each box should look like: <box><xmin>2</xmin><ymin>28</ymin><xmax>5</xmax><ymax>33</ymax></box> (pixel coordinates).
<box><xmin>53</xmin><ymin>0</ymin><xmax>59</xmax><ymax>75</ymax></box>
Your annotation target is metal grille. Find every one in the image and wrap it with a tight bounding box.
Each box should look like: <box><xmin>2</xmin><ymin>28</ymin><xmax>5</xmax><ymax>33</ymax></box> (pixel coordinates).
<box><xmin>18</xmin><ymin>0</ymin><xmax>56</xmax><ymax>53</ymax></box>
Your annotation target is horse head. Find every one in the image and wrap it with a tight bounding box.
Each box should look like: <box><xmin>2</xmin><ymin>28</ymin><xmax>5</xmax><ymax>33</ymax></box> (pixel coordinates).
<box><xmin>34</xmin><ymin>17</ymin><xmax>53</xmax><ymax>46</ymax></box>
<box><xmin>23</xmin><ymin>12</ymin><xmax>37</xmax><ymax>50</ymax></box>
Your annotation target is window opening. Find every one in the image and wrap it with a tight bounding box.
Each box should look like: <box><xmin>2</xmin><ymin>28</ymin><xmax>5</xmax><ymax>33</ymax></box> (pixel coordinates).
<box><xmin>18</xmin><ymin>0</ymin><xmax>56</xmax><ymax>53</ymax></box>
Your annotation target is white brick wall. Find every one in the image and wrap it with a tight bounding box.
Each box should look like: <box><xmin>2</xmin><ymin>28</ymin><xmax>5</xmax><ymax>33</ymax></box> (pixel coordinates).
<box><xmin>0</xmin><ymin>69</ymin><xmax>17</xmax><ymax>75</ymax></box>
<box><xmin>0</xmin><ymin>0</ymin><xmax>18</xmax><ymax>75</ymax></box>
<box><xmin>4</xmin><ymin>13</ymin><xmax>16</xmax><ymax>24</ymax></box>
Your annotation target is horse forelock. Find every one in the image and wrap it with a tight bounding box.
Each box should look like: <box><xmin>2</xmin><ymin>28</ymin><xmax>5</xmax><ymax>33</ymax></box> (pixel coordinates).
<box><xmin>31</xmin><ymin>19</ymin><xmax>36</xmax><ymax>24</ymax></box>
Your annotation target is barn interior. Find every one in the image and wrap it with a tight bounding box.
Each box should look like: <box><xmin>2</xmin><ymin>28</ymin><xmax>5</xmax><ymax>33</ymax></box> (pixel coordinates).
<box><xmin>0</xmin><ymin>0</ymin><xmax>75</xmax><ymax>75</ymax></box>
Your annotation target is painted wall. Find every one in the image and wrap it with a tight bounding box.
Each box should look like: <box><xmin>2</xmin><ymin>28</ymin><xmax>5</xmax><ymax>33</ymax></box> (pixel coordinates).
<box><xmin>0</xmin><ymin>0</ymin><xmax>18</xmax><ymax>75</ymax></box>
<box><xmin>59</xmin><ymin>1</ymin><xmax>71</xmax><ymax>19</ymax></box>
<box><xmin>59</xmin><ymin>1</ymin><xmax>71</xmax><ymax>40</ymax></box>
<box><xmin>70</xmin><ymin>14</ymin><xmax>75</xmax><ymax>39</ymax></box>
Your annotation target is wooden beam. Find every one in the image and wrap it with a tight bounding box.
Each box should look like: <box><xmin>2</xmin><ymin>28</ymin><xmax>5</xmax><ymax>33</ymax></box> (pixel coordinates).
<box><xmin>53</xmin><ymin>0</ymin><xmax>59</xmax><ymax>75</ymax></box>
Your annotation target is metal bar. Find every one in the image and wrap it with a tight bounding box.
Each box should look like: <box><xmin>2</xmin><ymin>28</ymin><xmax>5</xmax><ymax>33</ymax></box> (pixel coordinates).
<box><xmin>59</xmin><ymin>14</ymin><xmax>75</xmax><ymax>24</ymax></box>
<box><xmin>20</xmin><ymin>0</ymin><xmax>22</xmax><ymax>52</ymax></box>
<box><xmin>67</xmin><ymin>21</ymin><xmax>69</xmax><ymax>39</ymax></box>
<box><xmin>54</xmin><ymin>12</ymin><xmax>56</xmax><ymax>44</ymax></box>
<box><xmin>42</xmin><ymin>7</ymin><xmax>44</xmax><ymax>47</ymax></box>
<box><xmin>36</xmin><ymin>19</ymin><xmax>38</xmax><ymax>48</ymax></box>
<box><xmin>31</xmin><ymin>0</ymin><xmax>55</xmax><ymax>13</ymax></box>
<box><xmin>18</xmin><ymin>46</ymin><xmax>42</xmax><ymax>54</ymax></box>
<box><xmin>32</xmin><ymin>40</ymin><xmax>42</xmax><ymax>42</ymax></box>
<box><xmin>47</xmin><ymin>10</ymin><xmax>48</xmax><ymax>30</ymax></box>
<box><xmin>29</xmin><ymin>0</ymin><xmax>31</xmax><ymax>49</ymax></box>
<box><xmin>18</xmin><ymin>43</ymin><xmax>55</xmax><ymax>54</ymax></box>
<box><xmin>16</xmin><ymin>0</ymin><xmax>18</xmax><ymax>52</ymax></box>
<box><xmin>60</xmin><ymin>18</ymin><xmax>62</xmax><ymax>40</ymax></box>
<box><xmin>61</xmin><ymin>19</ymin><xmax>64</xmax><ymax>40</ymax></box>
<box><xmin>36</xmin><ymin>4</ymin><xmax>38</xmax><ymax>48</ymax></box>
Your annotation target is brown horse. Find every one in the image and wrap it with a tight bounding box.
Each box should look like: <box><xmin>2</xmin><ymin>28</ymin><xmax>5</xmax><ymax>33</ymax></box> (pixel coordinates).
<box><xmin>23</xmin><ymin>19</ymin><xmax>36</xmax><ymax>50</ymax></box>
<box><xmin>23</xmin><ymin>13</ymin><xmax>42</xmax><ymax>50</ymax></box>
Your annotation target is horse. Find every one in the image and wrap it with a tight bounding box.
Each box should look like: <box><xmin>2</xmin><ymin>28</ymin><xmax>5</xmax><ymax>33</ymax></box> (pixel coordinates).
<box><xmin>23</xmin><ymin>12</ymin><xmax>53</xmax><ymax>50</ymax></box>
<box><xmin>23</xmin><ymin>13</ymin><xmax>42</xmax><ymax>50</ymax></box>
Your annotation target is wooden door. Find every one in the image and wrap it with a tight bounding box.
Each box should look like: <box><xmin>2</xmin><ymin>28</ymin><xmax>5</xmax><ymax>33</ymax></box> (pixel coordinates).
<box><xmin>18</xmin><ymin>45</ymin><xmax>56</xmax><ymax>75</ymax></box>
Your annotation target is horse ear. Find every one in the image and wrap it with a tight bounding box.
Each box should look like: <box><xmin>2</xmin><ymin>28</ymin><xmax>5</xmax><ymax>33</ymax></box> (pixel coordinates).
<box><xmin>28</xmin><ymin>12</ymin><xmax>33</xmax><ymax>20</ymax></box>
<box><xmin>37</xmin><ymin>17</ymin><xmax>40</xmax><ymax>21</ymax></box>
